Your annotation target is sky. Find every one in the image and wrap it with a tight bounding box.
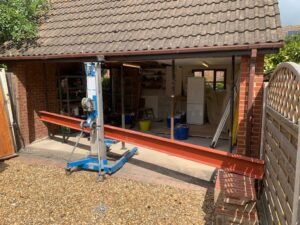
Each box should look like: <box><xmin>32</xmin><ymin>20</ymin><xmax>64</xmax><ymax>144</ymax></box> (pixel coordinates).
<box><xmin>278</xmin><ymin>0</ymin><xmax>300</xmax><ymax>25</ymax></box>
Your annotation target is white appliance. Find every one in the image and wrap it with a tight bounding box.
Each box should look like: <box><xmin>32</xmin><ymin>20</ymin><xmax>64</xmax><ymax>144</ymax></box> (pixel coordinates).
<box><xmin>187</xmin><ymin>77</ymin><xmax>205</xmax><ymax>125</ymax></box>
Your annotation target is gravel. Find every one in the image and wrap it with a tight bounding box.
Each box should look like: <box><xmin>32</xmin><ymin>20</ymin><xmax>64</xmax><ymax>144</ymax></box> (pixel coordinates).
<box><xmin>0</xmin><ymin>160</ymin><xmax>214</xmax><ymax>225</ymax></box>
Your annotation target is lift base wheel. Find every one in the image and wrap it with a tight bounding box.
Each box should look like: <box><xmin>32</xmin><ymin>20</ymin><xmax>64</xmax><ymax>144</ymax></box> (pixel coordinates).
<box><xmin>96</xmin><ymin>175</ymin><xmax>105</xmax><ymax>182</ymax></box>
<box><xmin>65</xmin><ymin>168</ymin><xmax>72</xmax><ymax>176</ymax></box>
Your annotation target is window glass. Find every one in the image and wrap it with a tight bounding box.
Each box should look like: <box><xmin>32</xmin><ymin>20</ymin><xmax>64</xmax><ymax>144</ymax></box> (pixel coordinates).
<box><xmin>194</xmin><ymin>71</ymin><xmax>203</xmax><ymax>77</ymax></box>
<box><xmin>204</xmin><ymin>70</ymin><xmax>214</xmax><ymax>82</ymax></box>
<box><xmin>193</xmin><ymin>69</ymin><xmax>226</xmax><ymax>90</ymax></box>
<box><xmin>216</xmin><ymin>71</ymin><xmax>225</xmax><ymax>90</ymax></box>
<box><xmin>203</xmin><ymin>70</ymin><xmax>214</xmax><ymax>88</ymax></box>
<box><xmin>216</xmin><ymin>71</ymin><xmax>225</xmax><ymax>82</ymax></box>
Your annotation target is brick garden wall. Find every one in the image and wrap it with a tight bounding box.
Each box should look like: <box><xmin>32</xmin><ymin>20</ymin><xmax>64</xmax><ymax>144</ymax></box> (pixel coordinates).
<box><xmin>237</xmin><ymin>55</ymin><xmax>264</xmax><ymax>157</ymax></box>
<box><xmin>9</xmin><ymin>63</ymin><xmax>59</xmax><ymax>146</ymax></box>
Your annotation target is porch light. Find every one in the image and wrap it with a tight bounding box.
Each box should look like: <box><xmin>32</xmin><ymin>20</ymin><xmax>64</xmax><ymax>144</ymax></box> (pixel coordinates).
<box><xmin>123</xmin><ymin>63</ymin><xmax>141</xmax><ymax>69</ymax></box>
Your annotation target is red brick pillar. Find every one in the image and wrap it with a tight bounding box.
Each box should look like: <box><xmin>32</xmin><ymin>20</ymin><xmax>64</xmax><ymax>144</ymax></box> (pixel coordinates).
<box><xmin>12</xmin><ymin>63</ymin><xmax>31</xmax><ymax>146</ymax></box>
<box><xmin>237</xmin><ymin>56</ymin><xmax>249</xmax><ymax>155</ymax></box>
<box><xmin>251</xmin><ymin>55</ymin><xmax>264</xmax><ymax>158</ymax></box>
<box><xmin>237</xmin><ymin>55</ymin><xmax>264</xmax><ymax>157</ymax></box>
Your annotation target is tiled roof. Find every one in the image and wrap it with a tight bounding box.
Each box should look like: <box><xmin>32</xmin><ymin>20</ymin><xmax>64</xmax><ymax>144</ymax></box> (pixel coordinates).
<box><xmin>0</xmin><ymin>0</ymin><xmax>284</xmax><ymax>59</ymax></box>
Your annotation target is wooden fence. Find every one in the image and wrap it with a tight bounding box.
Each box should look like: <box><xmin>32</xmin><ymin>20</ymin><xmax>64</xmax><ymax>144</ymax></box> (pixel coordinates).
<box><xmin>262</xmin><ymin>62</ymin><xmax>300</xmax><ymax>225</ymax></box>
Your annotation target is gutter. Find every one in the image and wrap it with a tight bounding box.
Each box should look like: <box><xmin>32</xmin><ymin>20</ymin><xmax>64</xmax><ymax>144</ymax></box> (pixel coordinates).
<box><xmin>0</xmin><ymin>42</ymin><xmax>283</xmax><ymax>62</ymax></box>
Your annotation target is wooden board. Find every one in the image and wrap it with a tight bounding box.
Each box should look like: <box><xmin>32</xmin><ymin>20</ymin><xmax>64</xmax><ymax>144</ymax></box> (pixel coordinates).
<box><xmin>0</xmin><ymin>78</ymin><xmax>15</xmax><ymax>160</ymax></box>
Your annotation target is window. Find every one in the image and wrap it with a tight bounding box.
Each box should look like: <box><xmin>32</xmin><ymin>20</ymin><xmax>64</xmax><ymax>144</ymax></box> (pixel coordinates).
<box><xmin>193</xmin><ymin>69</ymin><xmax>226</xmax><ymax>90</ymax></box>
<box><xmin>204</xmin><ymin>70</ymin><xmax>214</xmax><ymax>89</ymax></box>
<box><xmin>215</xmin><ymin>71</ymin><xmax>226</xmax><ymax>90</ymax></box>
<box><xmin>194</xmin><ymin>71</ymin><xmax>203</xmax><ymax>77</ymax></box>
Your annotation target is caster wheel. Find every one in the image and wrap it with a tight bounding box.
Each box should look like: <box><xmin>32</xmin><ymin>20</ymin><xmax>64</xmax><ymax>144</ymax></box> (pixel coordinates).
<box><xmin>65</xmin><ymin>169</ymin><xmax>72</xmax><ymax>176</ymax></box>
<box><xmin>96</xmin><ymin>175</ymin><xmax>105</xmax><ymax>182</ymax></box>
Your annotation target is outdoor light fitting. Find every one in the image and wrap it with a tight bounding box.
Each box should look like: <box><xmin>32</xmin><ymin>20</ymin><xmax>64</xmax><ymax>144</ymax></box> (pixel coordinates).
<box><xmin>123</xmin><ymin>63</ymin><xmax>141</xmax><ymax>69</ymax></box>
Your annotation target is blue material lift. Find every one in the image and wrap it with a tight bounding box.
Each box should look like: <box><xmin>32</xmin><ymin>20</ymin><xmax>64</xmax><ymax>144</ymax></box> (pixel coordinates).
<box><xmin>65</xmin><ymin>61</ymin><xmax>137</xmax><ymax>181</ymax></box>
<box><xmin>66</xmin><ymin>147</ymin><xmax>138</xmax><ymax>175</ymax></box>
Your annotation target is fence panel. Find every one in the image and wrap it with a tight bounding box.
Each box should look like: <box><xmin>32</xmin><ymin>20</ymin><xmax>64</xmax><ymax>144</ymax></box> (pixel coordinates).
<box><xmin>262</xmin><ymin>62</ymin><xmax>300</xmax><ymax>225</ymax></box>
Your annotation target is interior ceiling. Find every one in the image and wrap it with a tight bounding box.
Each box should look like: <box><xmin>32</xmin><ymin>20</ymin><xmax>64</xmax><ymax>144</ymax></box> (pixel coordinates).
<box><xmin>157</xmin><ymin>57</ymin><xmax>241</xmax><ymax>67</ymax></box>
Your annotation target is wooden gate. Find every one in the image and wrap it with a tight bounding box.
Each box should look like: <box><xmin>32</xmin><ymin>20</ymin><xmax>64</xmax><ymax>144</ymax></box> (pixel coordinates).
<box><xmin>0</xmin><ymin>69</ymin><xmax>15</xmax><ymax>160</ymax></box>
<box><xmin>262</xmin><ymin>62</ymin><xmax>300</xmax><ymax>225</ymax></box>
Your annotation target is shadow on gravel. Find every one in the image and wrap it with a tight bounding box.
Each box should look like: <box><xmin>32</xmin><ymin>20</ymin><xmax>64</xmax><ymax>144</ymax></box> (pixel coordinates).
<box><xmin>202</xmin><ymin>181</ymin><xmax>216</xmax><ymax>224</ymax></box>
<box><xmin>0</xmin><ymin>162</ymin><xmax>9</xmax><ymax>173</ymax></box>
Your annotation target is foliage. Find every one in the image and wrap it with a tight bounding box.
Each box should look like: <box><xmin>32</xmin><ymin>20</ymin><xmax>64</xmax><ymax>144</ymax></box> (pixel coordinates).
<box><xmin>0</xmin><ymin>0</ymin><xmax>49</xmax><ymax>45</ymax></box>
<box><xmin>265</xmin><ymin>34</ymin><xmax>300</xmax><ymax>73</ymax></box>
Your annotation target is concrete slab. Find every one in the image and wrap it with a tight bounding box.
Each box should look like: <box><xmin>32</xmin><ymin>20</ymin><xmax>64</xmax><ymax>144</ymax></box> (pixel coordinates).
<box><xmin>132</xmin><ymin>121</ymin><xmax>231</xmax><ymax>152</ymax></box>
<box><xmin>22</xmin><ymin>134</ymin><xmax>217</xmax><ymax>191</ymax></box>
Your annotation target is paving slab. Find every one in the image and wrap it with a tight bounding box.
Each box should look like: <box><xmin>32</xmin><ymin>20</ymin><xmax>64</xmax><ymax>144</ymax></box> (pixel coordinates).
<box><xmin>22</xmin><ymin>135</ymin><xmax>217</xmax><ymax>191</ymax></box>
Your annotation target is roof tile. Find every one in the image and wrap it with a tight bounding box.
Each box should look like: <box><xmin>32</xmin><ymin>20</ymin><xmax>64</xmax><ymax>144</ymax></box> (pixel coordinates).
<box><xmin>0</xmin><ymin>0</ymin><xmax>283</xmax><ymax>58</ymax></box>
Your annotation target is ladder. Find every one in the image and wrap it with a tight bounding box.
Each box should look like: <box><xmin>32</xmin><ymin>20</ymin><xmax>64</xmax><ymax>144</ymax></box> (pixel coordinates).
<box><xmin>210</xmin><ymin>79</ymin><xmax>239</xmax><ymax>148</ymax></box>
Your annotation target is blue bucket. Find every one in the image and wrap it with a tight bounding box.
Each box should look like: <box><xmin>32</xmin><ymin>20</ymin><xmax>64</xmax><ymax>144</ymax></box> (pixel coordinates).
<box><xmin>125</xmin><ymin>115</ymin><xmax>134</xmax><ymax>125</ymax></box>
<box><xmin>167</xmin><ymin>116</ymin><xmax>181</xmax><ymax>128</ymax></box>
<box><xmin>174</xmin><ymin>126</ymin><xmax>189</xmax><ymax>140</ymax></box>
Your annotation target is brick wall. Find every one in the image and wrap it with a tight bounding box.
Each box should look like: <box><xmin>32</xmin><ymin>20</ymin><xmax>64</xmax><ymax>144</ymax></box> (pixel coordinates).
<box><xmin>9</xmin><ymin>62</ymin><xmax>59</xmax><ymax>146</ymax></box>
<box><xmin>237</xmin><ymin>55</ymin><xmax>264</xmax><ymax>157</ymax></box>
<box><xmin>214</xmin><ymin>171</ymin><xmax>258</xmax><ymax>225</ymax></box>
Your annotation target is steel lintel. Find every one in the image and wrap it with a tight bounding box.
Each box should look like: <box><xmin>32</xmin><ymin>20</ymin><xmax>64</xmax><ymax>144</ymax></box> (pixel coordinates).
<box><xmin>39</xmin><ymin>111</ymin><xmax>264</xmax><ymax>179</ymax></box>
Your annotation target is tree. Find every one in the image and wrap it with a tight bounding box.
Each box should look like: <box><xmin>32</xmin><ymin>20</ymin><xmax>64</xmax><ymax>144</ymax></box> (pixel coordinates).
<box><xmin>0</xmin><ymin>0</ymin><xmax>49</xmax><ymax>45</ymax></box>
<box><xmin>265</xmin><ymin>33</ymin><xmax>300</xmax><ymax>73</ymax></box>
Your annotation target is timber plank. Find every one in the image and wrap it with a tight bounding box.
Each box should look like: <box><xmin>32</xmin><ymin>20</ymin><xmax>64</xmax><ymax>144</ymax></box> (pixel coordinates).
<box><xmin>0</xmin><ymin>79</ymin><xmax>15</xmax><ymax>160</ymax></box>
<box><xmin>266</xmin><ymin>119</ymin><xmax>297</xmax><ymax>165</ymax></box>
<box><xmin>266</xmin><ymin>166</ymin><xmax>292</xmax><ymax>224</ymax></box>
<box><xmin>266</xmin><ymin>131</ymin><xmax>296</xmax><ymax>186</ymax></box>
<box><xmin>265</xmin><ymin>147</ymin><xmax>294</xmax><ymax>206</ymax></box>
<box><xmin>266</xmin><ymin>106</ymin><xmax>298</xmax><ymax>137</ymax></box>
<box><xmin>264</xmin><ymin>178</ymin><xmax>280</xmax><ymax>225</ymax></box>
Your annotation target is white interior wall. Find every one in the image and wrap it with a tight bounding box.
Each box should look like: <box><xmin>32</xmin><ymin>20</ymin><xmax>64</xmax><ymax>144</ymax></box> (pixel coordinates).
<box><xmin>142</xmin><ymin>66</ymin><xmax>183</xmax><ymax>119</ymax></box>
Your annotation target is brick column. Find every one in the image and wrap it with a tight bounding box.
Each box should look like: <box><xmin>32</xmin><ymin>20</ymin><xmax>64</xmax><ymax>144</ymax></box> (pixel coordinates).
<box><xmin>251</xmin><ymin>55</ymin><xmax>264</xmax><ymax>158</ymax></box>
<box><xmin>237</xmin><ymin>56</ymin><xmax>249</xmax><ymax>155</ymax></box>
<box><xmin>237</xmin><ymin>55</ymin><xmax>264</xmax><ymax>157</ymax></box>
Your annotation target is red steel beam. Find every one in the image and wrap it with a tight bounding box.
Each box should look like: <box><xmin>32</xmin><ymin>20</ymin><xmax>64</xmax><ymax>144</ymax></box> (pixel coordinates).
<box><xmin>39</xmin><ymin>111</ymin><xmax>264</xmax><ymax>179</ymax></box>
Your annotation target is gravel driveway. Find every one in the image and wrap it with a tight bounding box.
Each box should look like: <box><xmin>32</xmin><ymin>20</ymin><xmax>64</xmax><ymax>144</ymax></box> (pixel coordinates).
<box><xmin>0</xmin><ymin>159</ymin><xmax>214</xmax><ymax>225</ymax></box>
